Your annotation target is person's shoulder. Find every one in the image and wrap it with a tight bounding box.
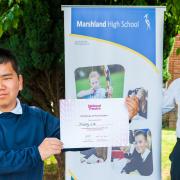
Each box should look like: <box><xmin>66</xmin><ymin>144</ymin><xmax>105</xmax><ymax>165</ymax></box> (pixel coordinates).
<box><xmin>168</xmin><ymin>78</ymin><xmax>180</xmax><ymax>91</ymax></box>
<box><xmin>21</xmin><ymin>104</ymin><xmax>44</xmax><ymax>114</ymax></box>
<box><xmin>21</xmin><ymin>104</ymin><xmax>52</xmax><ymax>120</ymax></box>
<box><xmin>21</xmin><ymin>104</ymin><xmax>58</xmax><ymax>121</ymax></box>
<box><xmin>170</xmin><ymin>78</ymin><xmax>180</xmax><ymax>86</ymax></box>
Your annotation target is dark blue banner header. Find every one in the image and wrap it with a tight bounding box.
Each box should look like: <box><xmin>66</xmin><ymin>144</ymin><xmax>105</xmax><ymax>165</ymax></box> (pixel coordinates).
<box><xmin>71</xmin><ymin>8</ymin><xmax>156</xmax><ymax>65</ymax></box>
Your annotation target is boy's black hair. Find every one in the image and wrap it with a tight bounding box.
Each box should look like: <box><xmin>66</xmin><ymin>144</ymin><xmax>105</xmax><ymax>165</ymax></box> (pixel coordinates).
<box><xmin>0</xmin><ymin>48</ymin><xmax>20</xmax><ymax>74</ymax></box>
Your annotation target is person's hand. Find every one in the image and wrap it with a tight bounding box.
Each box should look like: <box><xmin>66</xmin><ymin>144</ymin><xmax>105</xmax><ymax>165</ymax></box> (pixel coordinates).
<box><xmin>38</xmin><ymin>138</ymin><xmax>63</xmax><ymax>161</ymax></box>
<box><xmin>126</xmin><ymin>159</ymin><xmax>131</xmax><ymax>164</ymax></box>
<box><xmin>125</xmin><ymin>96</ymin><xmax>139</xmax><ymax>120</ymax></box>
<box><xmin>90</xmin><ymin>88</ymin><xmax>95</xmax><ymax>95</ymax></box>
<box><xmin>107</xmin><ymin>86</ymin><xmax>113</xmax><ymax>98</ymax></box>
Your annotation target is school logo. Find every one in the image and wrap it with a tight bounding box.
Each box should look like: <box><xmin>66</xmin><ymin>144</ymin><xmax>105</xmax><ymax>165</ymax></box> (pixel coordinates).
<box><xmin>88</xmin><ymin>104</ymin><xmax>101</xmax><ymax>110</ymax></box>
<box><xmin>144</xmin><ymin>14</ymin><xmax>151</xmax><ymax>30</ymax></box>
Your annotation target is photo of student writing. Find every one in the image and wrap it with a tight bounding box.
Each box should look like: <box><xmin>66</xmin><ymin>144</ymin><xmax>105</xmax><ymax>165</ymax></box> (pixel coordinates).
<box><xmin>121</xmin><ymin>129</ymin><xmax>153</xmax><ymax>176</ymax></box>
<box><xmin>75</xmin><ymin>65</ymin><xmax>138</xmax><ymax>164</ymax></box>
<box><xmin>128</xmin><ymin>87</ymin><xmax>148</xmax><ymax>119</ymax></box>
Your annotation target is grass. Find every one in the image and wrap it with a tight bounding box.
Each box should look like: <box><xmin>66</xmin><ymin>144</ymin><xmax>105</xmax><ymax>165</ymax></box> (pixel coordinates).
<box><xmin>76</xmin><ymin>72</ymin><xmax>125</xmax><ymax>98</ymax></box>
<box><xmin>162</xmin><ymin>128</ymin><xmax>176</xmax><ymax>180</ymax></box>
<box><xmin>44</xmin><ymin>128</ymin><xmax>176</xmax><ymax>179</ymax></box>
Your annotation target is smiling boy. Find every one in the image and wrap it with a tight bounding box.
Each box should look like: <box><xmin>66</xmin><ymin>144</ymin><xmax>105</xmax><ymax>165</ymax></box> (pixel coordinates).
<box><xmin>0</xmin><ymin>48</ymin><xmax>63</xmax><ymax>180</ymax></box>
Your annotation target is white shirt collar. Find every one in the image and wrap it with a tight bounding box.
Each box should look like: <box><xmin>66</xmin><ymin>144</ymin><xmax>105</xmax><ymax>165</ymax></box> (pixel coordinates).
<box><xmin>0</xmin><ymin>98</ymin><xmax>22</xmax><ymax>115</ymax></box>
<box><xmin>141</xmin><ymin>148</ymin><xmax>150</xmax><ymax>162</ymax></box>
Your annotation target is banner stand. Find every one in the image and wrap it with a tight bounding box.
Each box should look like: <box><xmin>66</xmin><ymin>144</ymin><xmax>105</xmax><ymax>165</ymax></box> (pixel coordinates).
<box><xmin>62</xmin><ymin>5</ymin><xmax>166</xmax><ymax>180</ymax></box>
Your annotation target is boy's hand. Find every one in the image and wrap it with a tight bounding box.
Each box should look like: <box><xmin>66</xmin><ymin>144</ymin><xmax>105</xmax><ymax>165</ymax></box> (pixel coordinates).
<box><xmin>38</xmin><ymin>138</ymin><xmax>63</xmax><ymax>161</ymax></box>
<box><xmin>125</xmin><ymin>96</ymin><xmax>139</xmax><ymax>120</ymax></box>
<box><xmin>90</xmin><ymin>88</ymin><xmax>95</xmax><ymax>95</ymax></box>
<box><xmin>107</xmin><ymin>86</ymin><xmax>113</xmax><ymax>98</ymax></box>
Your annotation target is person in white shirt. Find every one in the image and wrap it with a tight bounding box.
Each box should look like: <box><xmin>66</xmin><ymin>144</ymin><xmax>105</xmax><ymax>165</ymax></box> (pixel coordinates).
<box><xmin>163</xmin><ymin>78</ymin><xmax>180</xmax><ymax>180</ymax></box>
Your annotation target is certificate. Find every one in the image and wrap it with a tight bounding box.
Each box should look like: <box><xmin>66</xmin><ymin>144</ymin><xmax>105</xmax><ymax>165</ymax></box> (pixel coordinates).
<box><xmin>60</xmin><ymin>98</ymin><xmax>129</xmax><ymax>149</ymax></box>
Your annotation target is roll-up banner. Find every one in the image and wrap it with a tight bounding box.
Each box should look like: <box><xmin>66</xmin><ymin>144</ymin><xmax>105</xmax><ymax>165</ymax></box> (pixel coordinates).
<box><xmin>62</xmin><ymin>5</ymin><xmax>165</xmax><ymax>180</ymax></box>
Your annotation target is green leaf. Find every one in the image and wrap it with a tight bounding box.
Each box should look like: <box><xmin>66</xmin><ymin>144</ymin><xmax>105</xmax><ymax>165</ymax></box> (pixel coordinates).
<box><xmin>177</xmin><ymin>48</ymin><xmax>180</xmax><ymax>56</ymax></box>
<box><xmin>21</xmin><ymin>0</ymin><xmax>29</xmax><ymax>4</ymax></box>
<box><xmin>12</xmin><ymin>18</ymin><xmax>18</xmax><ymax>29</ymax></box>
<box><xmin>8</xmin><ymin>0</ymin><xmax>14</xmax><ymax>7</ymax></box>
<box><xmin>13</xmin><ymin>4</ymin><xmax>22</xmax><ymax>16</ymax></box>
<box><xmin>3</xmin><ymin>20</ymin><xmax>10</xmax><ymax>31</ymax></box>
<box><xmin>0</xmin><ymin>25</ymin><xmax>3</xmax><ymax>38</ymax></box>
<box><xmin>15</xmin><ymin>0</ymin><xmax>21</xmax><ymax>3</ymax></box>
<box><xmin>7</xmin><ymin>11</ymin><xmax>14</xmax><ymax>21</ymax></box>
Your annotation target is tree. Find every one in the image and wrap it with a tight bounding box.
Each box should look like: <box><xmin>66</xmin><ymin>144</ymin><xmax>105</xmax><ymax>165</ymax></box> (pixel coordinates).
<box><xmin>0</xmin><ymin>0</ymin><xmax>65</xmax><ymax>179</ymax></box>
<box><xmin>163</xmin><ymin>0</ymin><xmax>180</xmax><ymax>82</ymax></box>
<box><xmin>0</xmin><ymin>0</ymin><xmax>24</xmax><ymax>38</ymax></box>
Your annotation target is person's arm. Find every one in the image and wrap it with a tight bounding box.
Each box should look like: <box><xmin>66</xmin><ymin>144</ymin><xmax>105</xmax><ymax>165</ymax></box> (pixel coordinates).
<box><xmin>77</xmin><ymin>89</ymin><xmax>94</xmax><ymax>98</ymax></box>
<box><xmin>43</xmin><ymin>110</ymin><xmax>60</xmax><ymax>139</ymax></box>
<box><xmin>121</xmin><ymin>157</ymin><xmax>137</xmax><ymax>174</ymax></box>
<box><xmin>162</xmin><ymin>81</ymin><xmax>176</xmax><ymax>114</ymax></box>
<box><xmin>28</xmin><ymin>109</ymin><xmax>63</xmax><ymax>160</ymax></box>
<box><xmin>106</xmin><ymin>86</ymin><xmax>113</xmax><ymax>98</ymax></box>
<box><xmin>0</xmin><ymin>146</ymin><xmax>42</xmax><ymax>175</ymax></box>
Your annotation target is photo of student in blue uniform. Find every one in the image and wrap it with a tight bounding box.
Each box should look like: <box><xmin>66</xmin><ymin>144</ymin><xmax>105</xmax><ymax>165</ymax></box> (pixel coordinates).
<box><xmin>121</xmin><ymin>130</ymin><xmax>153</xmax><ymax>176</ymax></box>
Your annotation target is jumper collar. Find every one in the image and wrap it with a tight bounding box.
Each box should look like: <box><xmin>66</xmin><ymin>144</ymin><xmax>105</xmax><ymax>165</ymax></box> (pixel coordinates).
<box><xmin>0</xmin><ymin>98</ymin><xmax>22</xmax><ymax>115</ymax></box>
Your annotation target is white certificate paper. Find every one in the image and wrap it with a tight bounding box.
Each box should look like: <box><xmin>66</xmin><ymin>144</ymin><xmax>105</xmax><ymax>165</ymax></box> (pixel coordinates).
<box><xmin>60</xmin><ymin>98</ymin><xmax>129</xmax><ymax>149</ymax></box>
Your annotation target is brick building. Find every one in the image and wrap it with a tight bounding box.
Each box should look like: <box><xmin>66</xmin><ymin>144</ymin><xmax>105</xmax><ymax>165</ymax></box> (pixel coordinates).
<box><xmin>168</xmin><ymin>34</ymin><xmax>180</xmax><ymax>84</ymax></box>
<box><xmin>163</xmin><ymin>34</ymin><xmax>180</xmax><ymax>128</ymax></box>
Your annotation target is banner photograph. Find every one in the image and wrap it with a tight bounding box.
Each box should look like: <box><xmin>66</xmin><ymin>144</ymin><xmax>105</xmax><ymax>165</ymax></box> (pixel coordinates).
<box><xmin>62</xmin><ymin>6</ymin><xmax>165</xmax><ymax>180</ymax></box>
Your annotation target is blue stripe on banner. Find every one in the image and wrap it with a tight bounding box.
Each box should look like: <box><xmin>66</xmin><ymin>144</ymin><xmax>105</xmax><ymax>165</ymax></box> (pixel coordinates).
<box><xmin>71</xmin><ymin>8</ymin><xmax>156</xmax><ymax>65</ymax></box>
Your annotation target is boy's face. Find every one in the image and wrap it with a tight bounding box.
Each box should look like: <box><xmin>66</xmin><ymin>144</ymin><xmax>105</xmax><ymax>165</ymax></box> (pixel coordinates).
<box><xmin>134</xmin><ymin>134</ymin><xmax>147</xmax><ymax>154</ymax></box>
<box><xmin>90</xmin><ymin>77</ymin><xmax>100</xmax><ymax>90</ymax></box>
<box><xmin>136</xmin><ymin>89</ymin><xmax>145</xmax><ymax>100</ymax></box>
<box><xmin>0</xmin><ymin>62</ymin><xmax>23</xmax><ymax>112</ymax></box>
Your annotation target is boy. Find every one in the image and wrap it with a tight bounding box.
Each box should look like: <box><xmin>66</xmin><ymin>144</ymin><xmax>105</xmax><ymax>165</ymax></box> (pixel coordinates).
<box><xmin>77</xmin><ymin>71</ymin><xmax>112</xmax><ymax>99</ymax></box>
<box><xmin>122</xmin><ymin>130</ymin><xmax>153</xmax><ymax>176</ymax></box>
<box><xmin>0</xmin><ymin>48</ymin><xmax>63</xmax><ymax>180</ymax></box>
